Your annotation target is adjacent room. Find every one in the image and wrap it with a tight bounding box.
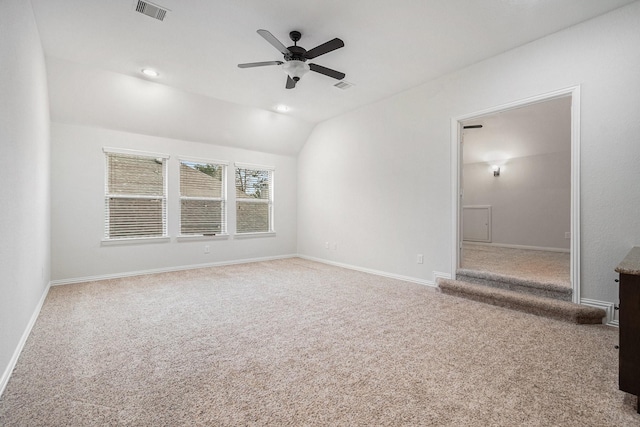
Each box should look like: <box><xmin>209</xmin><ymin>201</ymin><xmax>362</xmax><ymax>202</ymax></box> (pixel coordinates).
<box><xmin>2</xmin><ymin>0</ymin><xmax>640</xmax><ymax>424</ymax></box>
<box><xmin>459</xmin><ymin>96</ymin><xmax>572</xmax><ymax>296</ymax></box>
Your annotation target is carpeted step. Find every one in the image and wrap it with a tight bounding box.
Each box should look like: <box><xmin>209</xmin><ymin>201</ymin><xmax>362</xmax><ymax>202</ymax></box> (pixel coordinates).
<box><xmin>456</xmin><ymin>268</ymin><xmax>572</xmax><ymax>301</ymax></box>
<box><xmin>437</xmin><ymin>278</ymin><xmax>605</xmax><ymax>324</ymax></box>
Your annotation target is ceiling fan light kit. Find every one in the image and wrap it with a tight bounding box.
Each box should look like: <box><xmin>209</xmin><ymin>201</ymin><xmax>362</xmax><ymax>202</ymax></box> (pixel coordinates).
<box><xmin>238</xmin><ymin>29</ymin><xmax>345</xmax><ymax>89</ymax></box>
<box><xmin>282</xmin><ymin>60</ymin><xmax>310</xmax><ymax>81</ymax></box>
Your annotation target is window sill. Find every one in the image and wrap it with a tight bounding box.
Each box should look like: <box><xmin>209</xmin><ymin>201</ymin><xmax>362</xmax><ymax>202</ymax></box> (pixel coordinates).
<box><xmin>234</xmin><ymin>232</ymin><xmax>276</xmax><ymax>239</ymax></box>
<box><xmin>177</xmin><ymin>234</ymin><xmax>230</xmax><ymax>242</ymax></box>
<box><xmin>101</xmin><ymin>236</ymin><xmax>170</xmax><ymax>246</ymax></box>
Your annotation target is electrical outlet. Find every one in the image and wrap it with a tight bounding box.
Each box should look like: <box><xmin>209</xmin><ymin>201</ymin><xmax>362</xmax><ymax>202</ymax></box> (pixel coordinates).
<box><xmin>325</xmin><ymin>242</ymin><xmax>329</xmax><ymax>249</ymax></box>
<box><xmin>565</xmin><ymin>232</ymin><xmax>571</xmax><ymax>239</ymax></box>
<box><xmin>204</xmin><ymin>245</ymin><xmax>210</xmax><ymax>254</ymax></box>
<box><xmin>417</xmin><ymin>254</ymin><xmax>424</xmax><ymax>264</ymax></box>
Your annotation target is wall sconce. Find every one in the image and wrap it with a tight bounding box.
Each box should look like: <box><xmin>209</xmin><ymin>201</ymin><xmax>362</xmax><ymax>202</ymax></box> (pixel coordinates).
<box><xmin>492</xmin><ymin>165</ymin><xmax>500</xmax><ymax>177</ymax></box>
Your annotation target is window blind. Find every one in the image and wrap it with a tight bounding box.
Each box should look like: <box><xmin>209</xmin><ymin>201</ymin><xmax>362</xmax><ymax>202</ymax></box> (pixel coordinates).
<box><xmin>235</xmin><ymin>166</ymin><xmax>273</xmax><ymax>233</ymax></box>
<box><xmin>104</xmin><ymin>152</ymin><xmax>167</xmax><ymax>239</ymax></box>
<box><xmin>179</xmin><ymin>161</ymin><xmax>226</xmax><ymax>235</ymax></box>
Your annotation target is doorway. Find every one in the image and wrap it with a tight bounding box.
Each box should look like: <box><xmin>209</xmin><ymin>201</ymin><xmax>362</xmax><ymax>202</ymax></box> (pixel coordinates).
<box><xmin>450</xmin><ymin>87</ymin><xmax>581</xmax><ymax>303</ymax></box>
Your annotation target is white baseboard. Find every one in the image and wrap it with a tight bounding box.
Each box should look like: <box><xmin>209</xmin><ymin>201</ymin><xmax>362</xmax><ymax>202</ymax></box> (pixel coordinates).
<box><xmin>0</xmin><ymin>281</ymin><xmax>51</xmax><ymax>398</ymax></box>
<box><xmin>433</xmin><ymin>271</ymin><xmax>451</xmax><ymax>283</ymax></box>
<box><xmin>50</xmin><ymin>254</ymin><xmax>298</xmax><ymax>286</ymax></box>
<box><xmin>580</xmin><ymin>298</ymin><xmax>618</xmax><ymax>326</ymax></box>
<box><xmin>463</xmin><ymin>241</ymin><xmax>570</xmax><ymax>253</ymax></box>
<box><xmin>298</xmin><ymin>255</ymin><xmax>437</xmax><ymax>288</ymax></box>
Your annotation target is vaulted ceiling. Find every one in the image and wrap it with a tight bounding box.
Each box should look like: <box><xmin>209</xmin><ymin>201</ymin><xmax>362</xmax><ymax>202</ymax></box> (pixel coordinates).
<box><xmin>462</xmin><ymin>96</ymin><xmax>571</xmax><ymax>165</ymax></box>
<box><xmin>31</xmin><ymin>0</ymin><xmax>634</xmax><ymax>122</ymax></box>
<box><xmin>30</xmin><ymin>0</ymin><xmax>635</xmax><ymax>153</ymax></box>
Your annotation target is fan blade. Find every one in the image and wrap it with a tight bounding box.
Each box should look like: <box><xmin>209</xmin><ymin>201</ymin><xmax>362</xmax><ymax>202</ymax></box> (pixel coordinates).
<box><xmin>309</xmin><ymin>63</ymin><xmax>345</xmax><ymax>80</ymax></box>
<box><xmin>304</xmin><ymin>38</ymin><xmax>344</xmax><ymax>59</ymax></box>
<box><xmin>238</xmin><ymin>61</ymin><xmax>283</xmax><ymax>68</ymax></box>
<box><xmin>257</xmin><ymin>29</ymin><xmax>291</xmax><ymax>55</ymax></box>
<box><xmin>286</xmin><ymin>76</ymin><xmax>296</xmax><ymax>89</ymax></box>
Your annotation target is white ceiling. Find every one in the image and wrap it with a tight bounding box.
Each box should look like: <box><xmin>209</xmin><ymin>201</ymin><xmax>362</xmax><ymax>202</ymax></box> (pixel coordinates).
<box><xmin>462</xmin><ymin>96</ymin><xmax>571</xmax><ymax>165</ymax></box>
<box><xmin>30</xmin><ymin>0</ymin><xmax>635</xmax><ymax>124</ymax></box>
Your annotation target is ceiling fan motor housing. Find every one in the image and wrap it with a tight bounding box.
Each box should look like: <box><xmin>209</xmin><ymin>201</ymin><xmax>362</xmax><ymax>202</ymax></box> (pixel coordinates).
<box><xmin>284</xmin><ymin>30</ymin><xmax>307</xmax><ymax>63</ymax></box>
<box><xmin>285</xmin><ymin>45</ymin><xmax>307</xmax><ymax>62</ymax></box>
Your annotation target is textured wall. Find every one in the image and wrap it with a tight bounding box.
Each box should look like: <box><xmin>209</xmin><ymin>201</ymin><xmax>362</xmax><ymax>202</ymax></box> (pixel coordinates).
<box><xmin>298</xmin><ymin>2</ymin><xmax>640</xmax><ymax>304</ymax></box>
<box><xmin>463</xmin><ymin>151</ymin><xmax>571</xmax><ymax>250</ymax></box>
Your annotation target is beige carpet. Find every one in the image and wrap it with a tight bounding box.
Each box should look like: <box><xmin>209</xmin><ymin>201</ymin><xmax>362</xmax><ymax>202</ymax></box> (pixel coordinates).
<box><xmin>438</xmin><ymin>278</ymin><xmax>604</xmax><ymax>324</ymax></box>
<box><xmin>462</xmin><ymin>243</ymin><xmax>571</xmax><ymax>288</ymax></box>
<box><xmin>0</xmin><ymin>258</ymin><xmax>636</xmax><ymax>426</ymax></box>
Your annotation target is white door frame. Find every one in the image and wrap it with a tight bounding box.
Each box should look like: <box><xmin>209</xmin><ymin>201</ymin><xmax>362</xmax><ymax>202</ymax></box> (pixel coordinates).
<box><xmin>450</xmin><ymin>86</ymin><xmax>581</xmax><ymax>303</ymax></box>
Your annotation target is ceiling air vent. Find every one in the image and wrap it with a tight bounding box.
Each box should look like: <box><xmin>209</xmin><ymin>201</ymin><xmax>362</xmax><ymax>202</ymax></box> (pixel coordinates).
<box><xmin>135</xmin><ymin>0</ymin><xmax>169</xmax><ymax>21</ymax></box>
<box><xmin>334</xmin><ymin>81</ymin><xmax>354</xmax><ymax>90</ymax></box>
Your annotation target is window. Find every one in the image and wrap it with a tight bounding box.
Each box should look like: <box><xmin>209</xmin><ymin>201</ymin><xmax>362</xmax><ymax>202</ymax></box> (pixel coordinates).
<box><xmin>235</xmin><ymin>164</ymin><xmax>274</xmax><ymax>234</ymax></box>
<box><xmin>104</xmin><ymin>149</ymin><xmax>168</xmax><ymax>240</ymax></box>
<box><xmin>179</xmin><ymin>159</ymin><xmax>227</xmax><ymax>236</ymax></box>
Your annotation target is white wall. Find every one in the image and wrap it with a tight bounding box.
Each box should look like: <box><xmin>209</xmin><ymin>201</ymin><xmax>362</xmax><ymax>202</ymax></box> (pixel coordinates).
<box><xmin>51</xmin><ymin>123</ymin><xmax>297</xmax><ymax>281</ymax></box>
<box><xmin>298</xmin><ymin>1</ymin><xmax>640</xmax><ymax>304</ymax></box>
<box><xmin>0</xmin><ymin>0</ymin><xmax>51</xmax><ymax>392</ymax></box>
<box><xmin>46</xmin><ymin>50</ymin><xmax>309</xmax><ymax>282</ymax></box>
<box><xmin>463</xmin><ymin>151</ymin><xmax>571</xmax><ymax>250</ymax></box>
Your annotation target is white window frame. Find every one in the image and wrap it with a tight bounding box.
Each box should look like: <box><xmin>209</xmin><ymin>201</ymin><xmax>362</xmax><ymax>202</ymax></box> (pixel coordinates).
<box><xmin>178</xmin><ymin>157</ymin><xmax>229</xmax><ymax>240</ymax></box>
<box><xmin>234</xmin><ymin>162</ymin><xmax>275</xmax><ymax>237</ymax></box>
<box><xmin>102</xmin><ymin>147</ymin><xmax>169</xmax><ymax>244</ymax></box>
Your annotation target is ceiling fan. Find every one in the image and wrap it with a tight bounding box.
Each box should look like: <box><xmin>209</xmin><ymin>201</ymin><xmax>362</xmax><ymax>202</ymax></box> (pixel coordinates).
<box><xmin>238</xmin><ymin>29</ymin><xmax>345</xmax><ymax>89</ymax></box>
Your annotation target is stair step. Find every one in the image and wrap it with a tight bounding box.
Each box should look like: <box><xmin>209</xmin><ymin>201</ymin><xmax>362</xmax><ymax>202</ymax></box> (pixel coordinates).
<box><xmin>456</xmin><ymin>268</ymin><xmax>572</xmax><ymax>301</ymax></box>
<box><xmin>437</xmin><ymin>278</ymin><xmax>605</xmax><ymax>324</ymax></box>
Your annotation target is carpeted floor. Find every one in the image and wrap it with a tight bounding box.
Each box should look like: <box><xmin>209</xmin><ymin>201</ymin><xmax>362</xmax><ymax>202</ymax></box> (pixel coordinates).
<box><xmin>0</xmin><ymin>258</ymin><xmax>636</xmax><ymax>426</ymax></box>
<box><xmin>461</xmin><ymin>243</ymin><xmax>571</xmax><ymax>288</ymax></box>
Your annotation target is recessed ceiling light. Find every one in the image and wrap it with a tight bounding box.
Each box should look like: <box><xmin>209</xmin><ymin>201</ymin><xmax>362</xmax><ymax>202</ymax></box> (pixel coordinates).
<box><xmin>141</xmin><ymin>68</ymin><xmax>159</xmax><ymax>77</ymax></box>
<box><xmin>275</xmin><ymin>104</ymin><xmax>289</xmax><ymax>113</ymax></box>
